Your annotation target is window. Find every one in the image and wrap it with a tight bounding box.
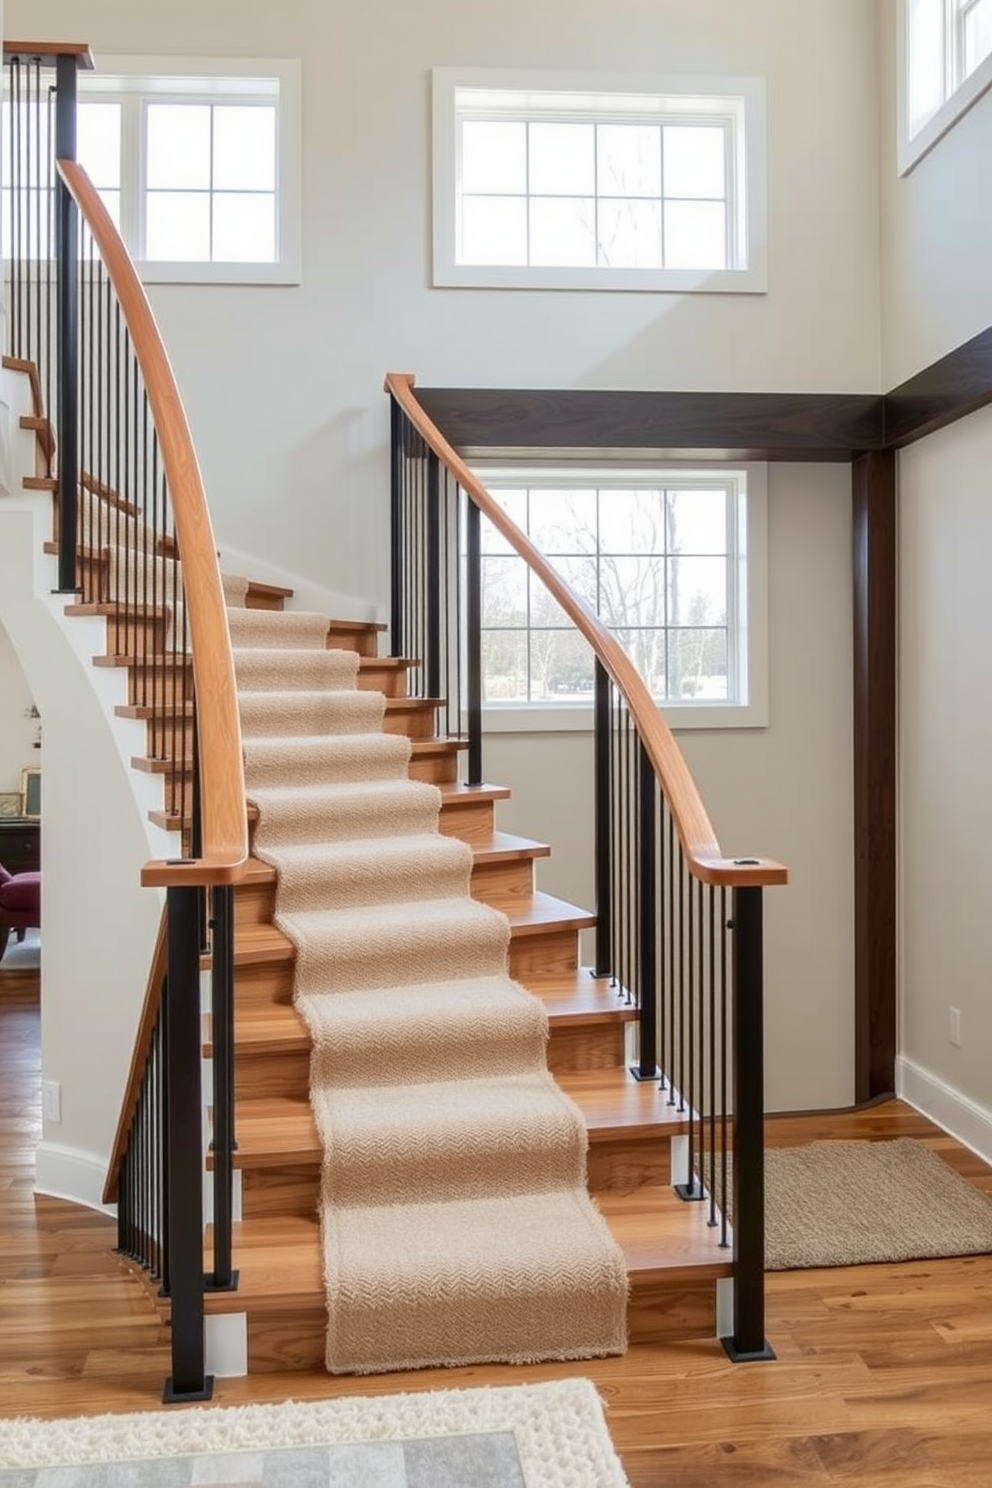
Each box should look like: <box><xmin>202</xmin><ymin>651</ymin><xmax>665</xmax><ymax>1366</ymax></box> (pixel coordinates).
<box><xmin>432</xmin><ymin>69</ymin><xmax>767</xmax><ymax>293</ymax></box>
<box><xmin>472</xmin><ymin>466</ymin><xmax>768</xmax><ymax>731</ymax></box>
<box><xmin>2</xmin><ymin>56</ymin><xmax>301</xmax><ymax>283</ymax></box>
<box><xmin>899</xmin><ymin>0</ymin><xmax>992</xmax><ymax>171</ymax></box>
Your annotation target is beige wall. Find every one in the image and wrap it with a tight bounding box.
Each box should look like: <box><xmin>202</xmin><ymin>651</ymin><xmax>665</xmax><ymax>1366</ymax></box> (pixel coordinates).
<box><xmin>879</xmin><ymin>0</ymin><xmax>992</xmax><ymax>385</ymax></box>
<box><xmin>0</xmin><ymin>623</ymin><xmax>38</xmax><ymax>798</ymax></box>
<box><xmin>878</xmin><ymin>2</ymin><xmax>992</xmax><ymax>1155</ymax></box>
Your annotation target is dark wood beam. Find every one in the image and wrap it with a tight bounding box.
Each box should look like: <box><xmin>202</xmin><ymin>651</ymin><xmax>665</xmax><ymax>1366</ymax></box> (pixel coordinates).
<box><xmin>884</xmin><ymin>325</ymin><xmax>992</xmax><ymax>447</ymax></box>
<box><xmin>852</xmin><ymin>450</ymin><xmax>897</xmax><ymax>1102</ymax></box>
<box><xmin>416</xmin><ymin>388</ymin><xmax>884</xmax><ymax>462</ymax></box>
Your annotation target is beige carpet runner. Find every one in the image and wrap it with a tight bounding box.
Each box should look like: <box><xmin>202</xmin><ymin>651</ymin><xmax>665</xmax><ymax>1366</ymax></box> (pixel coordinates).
<box><xmin>229</xmin><ymin>605</ymin><xmax>628</xmax><ymax>1374</ymax></box>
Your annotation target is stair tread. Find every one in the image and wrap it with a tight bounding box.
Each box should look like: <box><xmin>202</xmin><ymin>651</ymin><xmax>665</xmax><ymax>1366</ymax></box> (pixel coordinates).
<box><xmin>358</xmin><ymin>656</ymin><xmax>417</xmax><ymax>672</ymax></box>
<box><xmin>227</xmin><ymin>965</ymin><xmax>632</xmax><ymax>1056</ymax></box>
<box><xmin>438</xmin><ymin>781</ymin><xmax>512</xmax><ymax>804</ymax></box>
<box><xmin>472</xmin><ymin>831</ymin><xmax>551</xmax><ymax>863</ymax></box>
<box><xmin>231</xmin><ymin>1063</ymin><xmax>686</xmax><ymax>1169</ymax></box>
<box><xmin>232</xmin><ymin>889</ymin><xmax>592</xmax><ymax>967</ymax></box>
<box><xmin>205</xmin><ymin>1185</ymin><xmax>730</xmax><ymax>1315</ymax></box>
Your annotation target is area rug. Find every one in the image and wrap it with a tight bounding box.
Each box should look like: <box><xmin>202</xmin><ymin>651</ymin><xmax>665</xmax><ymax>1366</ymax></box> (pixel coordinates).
<box><xmin>230</xmin><ymin>606</ymin><xmax>628</xmax><ymax>1373</ymax></box>
<box><xmin>764</xmin><ymin>1138</ymin><xmax>992</xmax><ymax>1269</ymax></box>
<box><xmin>0</xmin><ymin>1378</ymin><xmax>630</xmax><ymax>1487</ymax></box>
<box><xmin>0</xmin><ymin>927</ymin><xmax>40</xmax><ymax>972</ymax></box>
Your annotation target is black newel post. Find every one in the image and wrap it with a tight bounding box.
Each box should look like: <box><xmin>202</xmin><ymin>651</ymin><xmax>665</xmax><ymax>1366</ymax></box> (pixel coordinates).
<box><xmin>54</xmin><ymin>56</ymin><xmax>79</xmax><ymax>594</ymax></box>
<box><xmin>208</xmin><ymin>884</ymin><xmax>237</xmax><ymax>1294</ymax></box>
<box><xmin>722</xmin><ymin>884</ymin><xmax>775</xmax><ymax>1363</ymax></box>
<box><xmin>593</xmin><ymin>660</ymin><xmax>612</xmax><ymax>977</ymax></box>
<box><xmin>632</xmin><ymin>740</ymin><xmax>658</xmax><ymax>1080</ymax></box>
<box><xmin>465</xmin><ymin>496</ymin><xmax>483</xmax><ymax>786</ymax></box>
<box><xmin>163</xmin><ymin>885</ymin><xmax>213</xmax><ymax>1403</ymax></box>
<box><xmin>389</xmin><ymin>398</ymin><xmax>404</xmax><ymax>658</ymax></box>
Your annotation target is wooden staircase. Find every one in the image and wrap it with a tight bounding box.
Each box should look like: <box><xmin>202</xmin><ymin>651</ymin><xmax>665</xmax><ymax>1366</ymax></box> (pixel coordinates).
<box><xmin>78</xmin><ymin>575</ymin><xmax>732</xmax><ymax>1374</ymax></box>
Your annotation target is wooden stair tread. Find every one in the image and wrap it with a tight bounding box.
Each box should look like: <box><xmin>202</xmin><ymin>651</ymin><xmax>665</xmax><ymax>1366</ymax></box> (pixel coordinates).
<box><xmin>231</xmin><ymin>1064</ymin><xmax>685</xmax><ymax>1170</ymax></box>
<box><xmin>326</xmin><ymin>619</ymin><xmax>386</xmax><ymax>634</ymax></box>
<box><xmin>205</xmin><ymin>1185</ymin><xmax>730</xmax><ymax>1316</ymax></box>
<box><xmin>520</xmin><ymin>969</ymin><xmax>638</xmax><ymax>1025</ymax></box>
<box><xmin>231</xmin><ymin>889</ymin><xmax>590</xmax><ymax>967</ymax></box>
<box><xmin>358</xmin><ymin>656</ymin><xmax>417</xmax><ymax>672</ymax></box>
<box><xmin>472</xmin><ymin>831</ymin><xmax>551</xmax><ymax>864</ymax></box>
<box><xmin>438</xmin><ymin>781</ymin><xmax>512</xmax><ymax>804</ymax></box>
<box><xmin>245</xmin><ymin>580</ymin><xmax>294</xmax><ymax>601</ymax></box>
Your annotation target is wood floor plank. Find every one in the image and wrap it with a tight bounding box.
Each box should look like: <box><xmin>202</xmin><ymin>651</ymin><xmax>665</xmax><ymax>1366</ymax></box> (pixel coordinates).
<box><xmin>5</xmin><ymin>969</ymin><xmax>992</xmax><ymax>1487</ymax></box>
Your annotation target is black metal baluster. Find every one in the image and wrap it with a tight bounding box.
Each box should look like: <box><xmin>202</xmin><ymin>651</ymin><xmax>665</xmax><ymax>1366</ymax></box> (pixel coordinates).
<box><xmin>389</xmin><ymin>397</ymin><xmax>404</xmax><ymax>658</ymax></box>
<box><xmin>465</xmin><ymin>495</ymin><xmax>482</xmax><ymax>785</ymax></box>
<box><xmin>209</xmin><ymin>886</ymin><xmax>237</xmax><ymax>1293</ymax></box>
<box><xmin>54</xmin><ymin>53</ymin><xmax>79</xmax><ymax>593</ymax></box>
<box><xmin>593</xmin><ymin>660</ymin><xmax>611</xmax><ymax>978</ymax></box>
<box><xmin>632</xmin><ymin>740</ymin><xmax>657</xmax><ymax>1080</ymax></box>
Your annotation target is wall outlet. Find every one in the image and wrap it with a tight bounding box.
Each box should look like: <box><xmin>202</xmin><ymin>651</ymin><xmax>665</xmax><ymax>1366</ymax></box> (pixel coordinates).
<box><xmin>949</xmin><ymin>1007</ymin><xmax>962</xmax><ymax>1047</ymax></box>
<box><xmin>41</xmin><ymin>1079</ymin><xmax>61</xmax><ymax>1123</ymax></box>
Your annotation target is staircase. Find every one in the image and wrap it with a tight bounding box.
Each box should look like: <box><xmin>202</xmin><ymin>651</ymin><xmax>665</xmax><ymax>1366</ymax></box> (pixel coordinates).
<box><xmin>96</xmin><ymin>578</ymin><xmax>730</xmax><ymax>1372</ymax></box>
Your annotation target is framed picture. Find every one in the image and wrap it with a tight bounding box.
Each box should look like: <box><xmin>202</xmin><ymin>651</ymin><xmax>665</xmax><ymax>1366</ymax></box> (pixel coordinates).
<box><xmin>20</xmin><ymin>768</ymin><xmax>41</xmax><ymax>820</ymax></box>
<box><xmin>0</xmin><ymin>791</ymin><xmax>22</xmax><ymax>819</ymax></box>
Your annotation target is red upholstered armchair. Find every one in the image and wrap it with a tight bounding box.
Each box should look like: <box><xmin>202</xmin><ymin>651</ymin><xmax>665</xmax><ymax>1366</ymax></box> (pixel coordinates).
<box><xmin>0</xmin><ymin>864</ymin><xmax>40</xmax><ymax>962</ymax></box>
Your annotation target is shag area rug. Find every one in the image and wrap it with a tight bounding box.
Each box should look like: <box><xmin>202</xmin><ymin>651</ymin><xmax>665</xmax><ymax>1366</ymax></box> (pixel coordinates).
<box><xmin>229</xmin><ymin>606</ymin><xmax>627</xmax><ymax>1373</ymax></box>
<box><xmin>765</xmin><ymin>1138</ymin><xmax>992</xmax><ymax>1269</ymax></box>
<box><xmin>0</xmin><ymin>1378</ymin><xmax>631</xmax><ymax>1486</ymax></box>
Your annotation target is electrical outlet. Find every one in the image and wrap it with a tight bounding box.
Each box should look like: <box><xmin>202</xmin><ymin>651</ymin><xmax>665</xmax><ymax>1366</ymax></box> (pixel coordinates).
<box><xmin>949</xmin><ymin>1007</ymin><xmax>962</xmax><ymax>1047</ymax></box>
<box><xmin>41</xmin><ymin>1079</ymin><xmax>61</xmax><ymax>1123</ymax></box>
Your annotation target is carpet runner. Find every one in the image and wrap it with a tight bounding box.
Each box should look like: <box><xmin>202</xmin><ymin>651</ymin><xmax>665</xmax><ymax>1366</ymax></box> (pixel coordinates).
<box><xmin>229</xmin><ymin>605</ymin><xmax>628</xmax><ymax>1374</ymax></box>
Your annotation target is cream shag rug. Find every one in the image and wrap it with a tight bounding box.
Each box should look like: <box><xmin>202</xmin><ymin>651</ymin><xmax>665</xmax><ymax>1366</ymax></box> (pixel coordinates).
<box><xmin>765</xmin><ymin>1138</ymin><xmax>992</xmax><ymax>1269</ymax></box>
<box><xmin>0</xmin><ymin>1378</ymin><xmax>630</xmax><ymax>1486</ymax></box>
<box><xmin>230</xmin><ymin>606</ymin><xmax>628</xmax><ymax>1374</ymax></box>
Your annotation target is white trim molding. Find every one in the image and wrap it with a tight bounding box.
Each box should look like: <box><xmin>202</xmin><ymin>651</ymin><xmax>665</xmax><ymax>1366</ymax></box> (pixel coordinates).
<box><xmin>897</xmin><ymin>1054</ymin><xmax>992</xmax><ymax>1166</ymax></box>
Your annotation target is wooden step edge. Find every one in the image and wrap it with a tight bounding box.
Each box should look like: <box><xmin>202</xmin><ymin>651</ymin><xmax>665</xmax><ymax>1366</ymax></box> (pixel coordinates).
<box><xmin>521</xmin><ymin>969</ymin><xmax>639</xmax><ymax>1025</ymax></box>
<box><xmin>359</xmin><ymin>655</ymin><xmax>418</xmax><ymax>672</ymax></box>
<box><xmin>438</xmin><ymin>781</ymin><xmax>512</xmax><ymax>805</ymax></box>
<box><xmin>117</xmin><ymin>702</ymin><xmax>194</xmax><ymax>721</ymax></box>
<box><xmin>327</xmin><ymin>619</ymin><xmax>387</xmax><ymax>635</ymax></box>
<box><xmin>245</xmin><ymin>580</ymin><xmax>294</xmax><ymax>601</ymax></box>
<box><xmin>229</xmin><ymin>891</ymin><xmax>593</xmax><ymax>968</ymax></box>
<box><xmin>132</xmin><ymin>755</ymin><xmax>193</xmax><ymax>774</ymax></box>
<box><xmin>204</xmin><ymin>1192</ymin><xmax>732</xmax><ymax>1317</ymax></box>
<box><xmin>65</xmin><ymin>601</ymin><xmax>172</xmax><ymax>620</ymax></box>
<box><xmin>384</xmin><ymin>695</ymin><xmax>443</xmax><ymax>712</ymax></box>
<box><xmin>410</xmin><ymin>737</ymin><xmax>468</xmax><ymax>756</ymax></box>
<box><xmin>473</xmin><ymin>831</ymin><xmax>551</xmax><ymax>864</ymax></box>
<box><xmin>23</xmin><ymin>475</ymin><xmax>57</xmax><ymax>490</ymax></box>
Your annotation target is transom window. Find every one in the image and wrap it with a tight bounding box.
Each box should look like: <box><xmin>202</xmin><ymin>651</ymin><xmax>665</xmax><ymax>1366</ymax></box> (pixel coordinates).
<box><xmin>433</xmin><ymin>70</ymin><xmax>767</xmax><ymax>294</ymax></box>
<box><xmin>2</xmin><ymin>56</ymin><xmax>301</xmax><ymax>284</ymax></box>
<box><xmin>900</xmin><ymin>0</ymin><xmax>992</xmax><ymax>170</ymax></box>
<box><xmin>471</xmin><ymin>468</ymin><xmax>768</xmax><ymax>729</ymax></box>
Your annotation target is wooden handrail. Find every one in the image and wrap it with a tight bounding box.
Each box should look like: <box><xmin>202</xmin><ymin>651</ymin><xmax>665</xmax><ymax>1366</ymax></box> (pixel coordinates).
<box><xmin>3</xmin><ymin>41</ymin><xmax>95</xmax><ymax>68</ymax></box>
<box><xmin>103</xmin><ymin>909</ymin><xmax>168</xmax><ymax>1204</ymax></box>
<box><xmin>386</xmin><ymin>372</ymin><xmax>787</xmax><ymax>889</ymax></box>
<box><xmin>59</xmin><ymin>161</ymin><xmax>248</xmax><ymax>887</ymax></box>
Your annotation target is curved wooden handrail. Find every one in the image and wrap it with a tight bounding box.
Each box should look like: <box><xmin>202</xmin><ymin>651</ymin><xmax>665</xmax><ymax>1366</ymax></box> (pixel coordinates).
<box><xmin>386</xmin><ymin>372</ymin><xmax>787</xmax><ymax>889</ymax></box>
<box><xmin>59</xmin><ymin>161</ymin><xmax>247</xmax><ymax>886</ymax></box>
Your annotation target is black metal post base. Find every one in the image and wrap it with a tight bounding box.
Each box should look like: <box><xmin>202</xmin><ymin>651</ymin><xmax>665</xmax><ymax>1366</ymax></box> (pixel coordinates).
<box><xmin>163</xmin><ymin>1374</ymin><xmax>214</xmax><ymax>1404</ymax></box>
<box><xmin>675</xmin><ymin>1180</ymin><xmax>707</xmax><ymax>1202</ymax></box>
<box><xmin>204</xmin><ymin>1269</ymin><xmax>240</xmax><ymax>1294</ymax></box>
<box><xmin>629</xmin><ymin>1063</ymin><xmax>660</xmax><ymax>1082</ymax></box>
<box><xmin>720</xmin><ymin>1336</ymin><xmax>776</xmax><ymax>1364</ymax></box>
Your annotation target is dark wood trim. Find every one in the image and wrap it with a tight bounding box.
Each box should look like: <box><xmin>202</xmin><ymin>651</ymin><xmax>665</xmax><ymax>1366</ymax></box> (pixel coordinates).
<box><xmin>3</xmin><ymin>41</ymin><xmax>95</xmax><ymax>69</ymax></box>
<box><xmin>415</xmin><ymin>388</ymin><xmax>884</xmax><ymax>461</ymax></box>
<box><xmin>884</xmin><ymin>325</ymin><xmax>992</xmax><ymax>448</ymax></box>
<box><xmin>852</xmin><ymin>450</ymin><xmax>897</xmax><ymax>1103</ymax></box>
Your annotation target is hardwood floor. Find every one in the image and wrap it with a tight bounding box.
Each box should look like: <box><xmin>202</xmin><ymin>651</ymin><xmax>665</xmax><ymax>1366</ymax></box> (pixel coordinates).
<box><xmin>3</xmin><ymin>960</ymin><xmax>992</xmax><ymax>1486</ymax></box>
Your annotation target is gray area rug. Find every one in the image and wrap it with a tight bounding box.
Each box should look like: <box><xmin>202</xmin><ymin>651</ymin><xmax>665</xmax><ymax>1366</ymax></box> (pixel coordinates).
<box><xmin>765</xmin><ymin>1138</ymin><xmax>992</xmax><ymax>1270</ymax></box>
<box><xmin>0</xmin><ymin>1378</ymin><xmax>630</xmax><ymax>1487</ymax></box>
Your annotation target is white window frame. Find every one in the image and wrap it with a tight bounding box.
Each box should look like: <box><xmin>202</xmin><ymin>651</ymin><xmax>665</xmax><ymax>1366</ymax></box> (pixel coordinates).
<box><xmin>78</xmin><ymin>55</ymin><xmax>302</xmax><ymax>285</ymax></box>
<box><xmin>470</xmin><ymin>462</ymin><xmax>768</xmax><ymax>733</ymax></box>
<box><xmin>432</xmin><ymin>68</ymin><xmax>767</xmax><ymax>295</ymax></box>
<box><xmin>898</xmin><ymin>0</ymin><xmax>992</xmax><ymax>173</ymax></box>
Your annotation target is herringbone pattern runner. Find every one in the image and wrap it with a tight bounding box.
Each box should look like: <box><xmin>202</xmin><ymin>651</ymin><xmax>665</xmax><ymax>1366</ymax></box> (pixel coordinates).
<box><xmin>230</xmin><ymin>607</ymin><xmax>628</xmax><ymax>1374</ymax></box>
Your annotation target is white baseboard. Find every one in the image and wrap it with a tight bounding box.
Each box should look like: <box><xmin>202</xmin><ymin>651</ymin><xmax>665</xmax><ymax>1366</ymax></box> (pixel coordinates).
<box><xmin>896</xmin><ymin>1055</ymin><xmax>992</xmax><ymax>1166</ymax></box>
<box><xmin>35</xmin><ymin>1141</ymin><xmax>116</xmax><ymax>1216</ymax></box>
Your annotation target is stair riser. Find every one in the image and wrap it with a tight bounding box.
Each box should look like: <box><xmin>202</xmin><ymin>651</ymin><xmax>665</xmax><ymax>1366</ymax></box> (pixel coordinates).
<box><xmin>241</xmin><ymin>1275</ymin><xmax>717</xmax><ymax>1372</ymax></box>
<box><xmin>381</xmin><ymin>704</ymin><xmax>439</xmax><ymax>740</ymax></box>
<box><xmin>118</xmin><ymin>666</ymin><xmax>195</xmax><ymax>708</ymax></box>
<box><xmin>407</xmin><ymin>750</ymin><xmax>461</xmax><ymax>784</ymax></box>
<box><xmin>356</xmin><ymin>666</ymin><xmax>411</xmax><ymax>698</ymax></box>
<box><xmin>136</xmin><ymin>715</ymin><xmax>194</xmax><ymax>760</ymax></box>
<box><xmin>93</xmin><ymin>616</ymin><xmax>172</xmax><ymax>657</ymax></box>
<box><xmin>325</xmin><ymin>625</ymin><xmax>381</xmax><ymax>656</ymax></box>
<box><xmin>509</xmin><ymin>929</ymin><xmax>580</xmax><ymax>978</ymax></box>
<box><xmin>233</xmin><ymin>1012</ymin><xmax>626</xmax><ymax>1102</ymax></box>
<box><xmin>436</xmin><ymin>801</ymin><xmax>498</xmax><ymax>845</ymax></box>
<box><xmin>241</xmin><ymin>1169</ymin><xmax>318</xmax><ymax>1221</ymax></box>
<box><xmin>234</xmin><ymin>854</ymin><xmax>537</xmax><ymax>927</ymax></box>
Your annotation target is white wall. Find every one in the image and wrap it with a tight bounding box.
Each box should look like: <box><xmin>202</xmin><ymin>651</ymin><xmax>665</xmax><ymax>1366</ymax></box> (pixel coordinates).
<box><xmin>488</xmin><ymin>463</ymin><xmax>855</xmax><ymax>1112</ymax></box>
<box><xmin>0</xmin><ymin>622</ymin><xmax>38</xmax><ymax>798</ymax></box>
<box><xmin>879</xmin><ymin>0</ymin><xmax>992</xmax><ymax>385</ymax></box>
<box><xmin>9</xmin><ymin>0</ymin><xmax>882</xmax><ymax>609</ymax></box>
<box><xmin>898</xmin><ymin>404</ymin><xmax>992</xmax><ymax>1156</ymax></box>
<box><xmin>0</xmin><ymin>374</ymin><xmax>171</xmax><ymax>1207</ymax></box>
